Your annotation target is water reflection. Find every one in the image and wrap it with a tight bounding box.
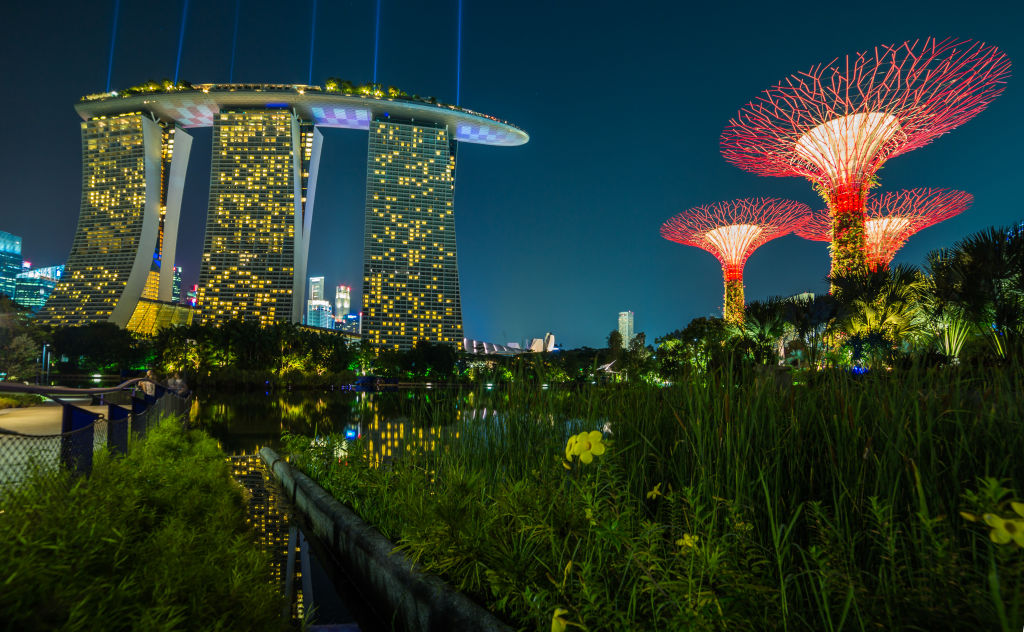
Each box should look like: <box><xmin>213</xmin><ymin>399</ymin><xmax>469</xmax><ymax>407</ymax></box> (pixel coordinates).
<box><xmin>229</xmin><ymin>455</ymin><xmax>306</xmax><ymax>620</ymax></box>
<box><xmin>192</xmin><ymin>390</ymin><xmax>471</xmax><ymax>464</ymax></box>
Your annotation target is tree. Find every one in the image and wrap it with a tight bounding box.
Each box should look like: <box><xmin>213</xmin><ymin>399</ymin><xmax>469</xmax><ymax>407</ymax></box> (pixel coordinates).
<box><xmin>1</xmin><ymin>334</ymin><xmax>39</xmax><ymax>381</ymax></box>
<box><xmin>607</xmin><ymin>330</ymin><xmax>623</xmax><ymax>351</ymax></box>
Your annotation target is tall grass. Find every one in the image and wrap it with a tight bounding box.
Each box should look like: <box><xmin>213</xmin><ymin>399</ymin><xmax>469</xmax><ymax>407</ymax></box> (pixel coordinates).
<box><xmin>286</xmin><ymin>358</ymin><xmax>1024</xmax><ymax>631</ymax></box>
<box><xmin>0</xmin><ymin>416</ymin><xmax>289</xmax><ymax>631</ymax></box>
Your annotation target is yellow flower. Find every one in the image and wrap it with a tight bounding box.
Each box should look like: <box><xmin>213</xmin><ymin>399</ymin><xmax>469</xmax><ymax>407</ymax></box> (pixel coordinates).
<box><xmin>983</xmin><ymin>513</ymin><xmax>1024</xmax><ymax>547</ymax></box>
<box><xmin>646</xmin><ymin>483</ymin><xmax>663</xmax><ymax>500</ymax></box>
<box><xmin>570</xmin><ymin>430</ymin><xmax>606</xmax><ymax>464</ymax></box>
<box><xmin>676</xmin><ymin>533</ymin><xmax>699</xmax><ymax>549</ymax></box>
<box><xmin>1012</xmin><ymin>502</ymin><xmax>1024</xmax><ymax>518</ymax></box>
<box><xmin>564</xmin><ymin>435</ymin><xmax>577</xmax><ymax>462</ymax></box>
<box><xmin>551</xmin><ymin>607</ymin><xmax>570</xmax><ymax>632</ymax></box>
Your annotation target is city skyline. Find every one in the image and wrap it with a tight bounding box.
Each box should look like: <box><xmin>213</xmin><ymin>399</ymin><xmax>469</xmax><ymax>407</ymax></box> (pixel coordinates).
<box><xmin>3</xmin><ymin>1</ymin><xmax>1023</xmax><ymax>347</ymax></box>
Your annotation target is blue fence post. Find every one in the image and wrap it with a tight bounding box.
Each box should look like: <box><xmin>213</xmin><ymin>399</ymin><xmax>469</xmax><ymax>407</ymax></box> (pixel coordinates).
<box><xmin>131</xmin><ymin>396</ymin><xmax>150</xmax><ymax>439</ymax></box>
<box><xmin>59</xmin><ymin>403</ymin><xmax>99</xmax><ymax>476</ymax></box>
<box><xmin>107</xmin><ymin>404</ymin><xmax>130</xmax><ymax>455</ymax></box>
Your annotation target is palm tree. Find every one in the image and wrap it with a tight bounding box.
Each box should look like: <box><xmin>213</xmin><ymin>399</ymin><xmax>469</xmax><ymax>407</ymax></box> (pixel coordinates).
<box><xmin>781</xmin><ymin>294</ymin><xmax>837</xmax><ymax>368</ymax></box>
<box><xmin>921</xmin><ymin>249</ymin><xmax>974</xmax><ymax>362</ymax></box>
<box><xmin>829</xmin><ymin>265</ymin><xmax>925</xmax><ymax>366</ymax></box>
<box><xmin>734</xmin><ymin>298</ymin><xmax>789</xmax><ymax>365</ymax></box>
<box><xmin>939</xmin><ymin>226</ymin><xmax>1024</xmax><ymax>358</ymax></box>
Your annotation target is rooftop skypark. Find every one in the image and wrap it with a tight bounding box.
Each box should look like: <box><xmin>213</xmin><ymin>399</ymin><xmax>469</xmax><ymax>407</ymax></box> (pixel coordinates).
<box><xmin>79</xmin><ymin>80</ymin><xmax>525</xmax><ymax>143</ymax></box>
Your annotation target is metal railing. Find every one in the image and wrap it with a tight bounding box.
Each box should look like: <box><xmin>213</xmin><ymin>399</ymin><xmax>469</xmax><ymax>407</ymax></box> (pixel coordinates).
<box><xmin>0</xmin><ymin>380</ymin><xmax>192</xmax><ymax>498</ymax></box>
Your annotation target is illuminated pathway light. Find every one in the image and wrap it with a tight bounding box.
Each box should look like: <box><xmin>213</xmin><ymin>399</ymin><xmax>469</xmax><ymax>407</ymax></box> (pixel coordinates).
<box><xmin>722</xmin><ymin>38</ymin><xmax>1010</xmax><ymax>278</ymax></box>
<box><xmin>660</xmin><ymin>198</ymin><xmax>810</xmax><ymax>324</ymax></box>
<box><xmin>796</xmin><ymin>188</ymin><xmax>973</xmax><ymax>272</ymax></box>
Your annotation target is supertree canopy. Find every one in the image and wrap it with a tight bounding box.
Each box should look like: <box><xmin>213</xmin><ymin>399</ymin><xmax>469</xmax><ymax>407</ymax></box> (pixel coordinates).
<box><xmin>796</xmin><ymin>188</ymin><xmax>973</xmax><ymax>272</ymax></box>
<box><xmin>660</xmin><ymin>198</ymin><xmax>810</xmax><ymax>324</ymax></box>
<box><xmin>721</xmin><ymin>38</ymin><xmax>1010</xmax><ymax>277</ymax></box>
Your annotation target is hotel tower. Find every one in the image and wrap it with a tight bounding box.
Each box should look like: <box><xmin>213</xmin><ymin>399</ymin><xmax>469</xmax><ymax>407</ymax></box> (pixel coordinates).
<box><xmin>44</xmin><ymin>84</ymin><xmax>526</xmax><ymax>345</ymax></box>
<box><xmin>38</xmin><ymin>113</ymin><xmax>191</xmax><ymax>327</ymax></box>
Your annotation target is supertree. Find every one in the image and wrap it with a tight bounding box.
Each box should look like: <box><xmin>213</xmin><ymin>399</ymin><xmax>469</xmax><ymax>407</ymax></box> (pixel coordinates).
<box><xmin>796</xmin><ymin>188</ymin><xmax>973</xmax><ymax>272</ymax></box>
<box><xmin>660</xmin><ymin>198</ymin><xmax>810</xmax><ymax>324</ymax></box>
<box><xmin>721</xmin><ymin>38</ymin><xmax>1010</xmax><ymax>278</ymax></box>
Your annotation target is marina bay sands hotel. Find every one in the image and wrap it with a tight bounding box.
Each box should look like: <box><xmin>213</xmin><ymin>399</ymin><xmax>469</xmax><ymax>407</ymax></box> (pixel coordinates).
<box><xmin>37</xmin><ymin>83</ymin><xmax>527</xmax><ymax>350</ymax></box>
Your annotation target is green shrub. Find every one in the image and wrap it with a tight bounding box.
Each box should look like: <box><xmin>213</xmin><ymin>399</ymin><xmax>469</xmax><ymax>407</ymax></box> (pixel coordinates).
<box><xmin>0</xmin><ymin>392</ymin><xmax>46</xmax><ymax>409</ymax></box>
<box><xmin>0</xmin><ymin>417</ymin><xmax>289</xmax><ymax>631</ymax></box>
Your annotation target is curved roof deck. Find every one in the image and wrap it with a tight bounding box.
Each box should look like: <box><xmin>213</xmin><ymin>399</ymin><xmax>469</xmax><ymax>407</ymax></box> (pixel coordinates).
<box><xmin>75</xmin><ymin>83</ymin><xmax>528</xmax><ymax>147</ymax></box>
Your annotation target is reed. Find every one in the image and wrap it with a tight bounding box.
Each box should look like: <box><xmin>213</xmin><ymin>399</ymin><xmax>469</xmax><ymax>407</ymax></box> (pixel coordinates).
<box><xmin>286</xmin><ymin>358</ymin><xmax>1024</xmax><ymax>631</ymax></box>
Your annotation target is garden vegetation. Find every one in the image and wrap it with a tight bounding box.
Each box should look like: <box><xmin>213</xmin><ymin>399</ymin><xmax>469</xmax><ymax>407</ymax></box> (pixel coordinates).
<box><xmin>0</xmin><ymin>417</ymin><xmax>289</xmax><ymax>631</ymax></box>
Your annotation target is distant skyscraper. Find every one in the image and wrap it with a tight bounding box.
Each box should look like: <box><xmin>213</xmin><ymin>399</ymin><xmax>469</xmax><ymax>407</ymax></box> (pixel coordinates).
<box><xmin>306</xmin><ymin>276</ymin><xmax>326</xmax><ymax>325</ymax></box>
<box><xmin>309</xmin><ymin>276</ymin><xmax>324</xmax><ymax>301</ymax></box>
<box><xmin>38</xmin><ymin>114</ymin><xmax>191</xmax><ymax>326</ymax></box>
<box><xmin>618</xmin><ymin>311</ymin><xmax>635</xmax><ymax>347</ymax></box>
<box><xmin>334</xmin><ymin>284</ymin><xmax>351</xmax><ymax>322</ymax></box>
<box><xmin>0</xmin><ymin>230</ymin><xmax>24</xmax><ymax>299</ymax></box>
<box><xmin>196</xmin><ymin>110</ymin><xmax>321</xmax><ymax>325</ymax></box>
<box><xmin>362</xmin><ymin>119</ymin><xmax>461</xmax><ymax>351</ymax></box>
<box><xmin>14</xmin><ymin>264</ymin><xmax>63</xmax><ymax>312</ymax></box>
<box><xmin>172</xmin><ymin>266</ymin><xmax>182</xmax><ymax>302</ymax></box>
<box><xmin>306</xmin><ymin>299</ymin><xmax>333</xmax><ymax>329</ymax></box>
<box><xmin>337</xmin><ymin>312</ymin><xmax>361</xmax><ymax>335</ymax></box>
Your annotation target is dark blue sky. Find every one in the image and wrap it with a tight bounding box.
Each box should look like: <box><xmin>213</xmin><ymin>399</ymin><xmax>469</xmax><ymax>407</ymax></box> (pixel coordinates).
<box><xmin>1</xmin><ymin>1</ymin><xmax>1021</xmax><ymax>348</ymax></box>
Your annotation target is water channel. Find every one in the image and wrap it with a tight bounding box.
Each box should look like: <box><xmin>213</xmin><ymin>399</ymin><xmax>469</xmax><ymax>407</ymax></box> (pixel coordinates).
<box><xmin>195</xmin><ymin>388</ymin><xmax>475</xmax><ymax>631</ymax></box>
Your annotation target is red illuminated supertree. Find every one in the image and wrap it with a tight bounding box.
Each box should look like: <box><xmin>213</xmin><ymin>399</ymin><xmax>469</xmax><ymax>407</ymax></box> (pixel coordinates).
<box><xmin>796</xmin><ymin>188</ymin><xmax>973</xmax><ymax>272</ymax></box>
<box><xmin>721</xmin><ymin>38</ymin><xmax>1010</xmax><ymax>279</ymax></box>
<box><xmin>660</xmin><ymin>198</ymin><xmax>810</xmax><ymax>324</ymax></box>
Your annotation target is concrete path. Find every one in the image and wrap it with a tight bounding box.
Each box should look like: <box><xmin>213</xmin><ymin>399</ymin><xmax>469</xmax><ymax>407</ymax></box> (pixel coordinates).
<box><xmin>0</xmin><ymin>404</ymin><xmax>110</xmax><ymax>435</ymax></box>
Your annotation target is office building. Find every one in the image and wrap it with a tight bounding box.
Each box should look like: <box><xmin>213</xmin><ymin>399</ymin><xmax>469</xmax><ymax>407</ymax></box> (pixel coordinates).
<box><xmin>618</xmin><ymin>311</ymin><xmax>635</xmax><ymax>347</ymax></box>
<box><xmin>361</xmin><ymin>120</ymin><xmax>462</xmax><ymax>351</ymax></box>
<box><xmin>306</xmin><ymin>276</ymin><xmax>326</xmax><ymax>325</ymax></box>
<box><xmin>309</xmin><ymin>276</ymin><xmax>324</xmax><ymax>301</ymax></box>
<box><xmin>172</xmin><ymin>266</ymin><xmax>182</xmax><ymax>302</ymax></box>
<box><xmin>336</xmin><ymin>312</ymin><xmax>361</xmax><ymax>335</ymax></box>
<box><xmin>306</xmin><ymin>299</ymin><xmax>333</xmax><ymax>329</ymax></box>
<box><xmin>14</xmin><ymin>264</ymin><xmax>63</xmax><ymax>311</ymax></box>
<box><xmin>0</xmin><ymin>231</ymin><xmax>23</xmax><ymax>299</ymax></box>
<box><xmin>334</xmin><ymin>284</ymin><xmax>351</xmax><ymax>323</ymax></box>
<box><xmin>38</xmin><ymin>114</ymin><xmax>191</xmax><ymax>326</ymax></box>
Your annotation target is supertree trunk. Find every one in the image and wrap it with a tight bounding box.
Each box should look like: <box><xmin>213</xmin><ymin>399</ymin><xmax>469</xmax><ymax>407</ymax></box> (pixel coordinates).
<box><xmin>724</xmin><ymin>276</ymin><xmax>744</xmax><ymax>325</ymax></box>
<box><xmin>828</xmin><ymin>185</ymin><xmax>868</xmax><ymax>279</ymax></box>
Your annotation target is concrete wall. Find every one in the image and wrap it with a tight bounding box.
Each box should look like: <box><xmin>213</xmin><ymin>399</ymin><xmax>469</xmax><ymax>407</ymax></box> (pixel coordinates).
<box><xmin>260</xmin><ymin>447</ymin><xmax>513</xmax><ymax>632</ymax></box>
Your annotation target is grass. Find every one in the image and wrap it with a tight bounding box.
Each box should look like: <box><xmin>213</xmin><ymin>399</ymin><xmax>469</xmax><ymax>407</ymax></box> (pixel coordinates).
<box><xmin>284</xmin><ymin>358</ymin><xmax>1024</xmax><ymax>631</ymax></box>
<box><xmin>0</xmin><ymin>416</ymin><xmax>290</xmax><ymax>631</ymax></box>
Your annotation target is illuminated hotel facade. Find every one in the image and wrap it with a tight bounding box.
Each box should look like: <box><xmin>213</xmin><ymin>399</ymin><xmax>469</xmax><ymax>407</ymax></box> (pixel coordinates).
<box><xmin>38</xmin><ymin>114</ymin><xmax>191</xmax><ymax>326</ymax></box>
<box><xmin>362</xmin><ymin>120</ymin><xmax>462</xmax><ymax>349</ymax></box>
<box><xmin>43</xmin><ymin>84</ymin><xmax>526</xmax><ymax>338</ymax></box>
<box><xmin>196</xmin><ymin>110</ymin><xmax>318</xmax><ymax>325</ymax></box>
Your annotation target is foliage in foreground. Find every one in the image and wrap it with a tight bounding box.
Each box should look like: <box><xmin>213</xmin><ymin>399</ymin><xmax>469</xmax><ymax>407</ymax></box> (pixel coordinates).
<box><xmin>0</xmin><ymin>417</ymin><xmax>289</xmax><ymax>632</ymax></box>
<box><xmin>0</xmin><ymin>392</ymin><xmax>45</xmax><ymax>409</ymax></box>
<box><xmin>286</xmin><ymin>361</ymin><xmax>1024</xmax><ymax>631</ymax></box>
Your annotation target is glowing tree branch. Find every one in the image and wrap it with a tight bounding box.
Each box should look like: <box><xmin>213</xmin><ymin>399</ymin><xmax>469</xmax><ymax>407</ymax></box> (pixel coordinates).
<box><xmin>796</xmin><ymin>188</ymin><xmax>972</xmax><ymax>272</ymax></box>
<box><xmin>660</xmin><ymin>198</ymin><xmax>810</xmax><ymax>324</ymax></box>
<box><xmin>721</xmin><ymin>38</ymin><xmax>1010</xmax><ymax>277</ymax></box>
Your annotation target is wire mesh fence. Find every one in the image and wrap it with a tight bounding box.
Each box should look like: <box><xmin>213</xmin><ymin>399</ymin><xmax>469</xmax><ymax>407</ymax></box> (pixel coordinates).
<box><xmin>0</xmin><ymin>389</ymin><xmax>193</xmax><ymax>500</ymax></box>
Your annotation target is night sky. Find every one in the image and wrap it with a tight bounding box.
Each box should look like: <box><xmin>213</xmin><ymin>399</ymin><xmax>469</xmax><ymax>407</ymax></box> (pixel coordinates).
<box><xmin>1</xmin><ymin>1</ymin><xmax>1022</xmax><ymax>348</ymax></box>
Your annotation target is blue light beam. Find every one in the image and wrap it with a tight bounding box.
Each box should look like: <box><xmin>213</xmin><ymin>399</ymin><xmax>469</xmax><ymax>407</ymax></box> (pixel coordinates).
<box><xmin>229</xmin><ymin>0</ymin><xmax>240</xmax><ymax>82</ymax></box>
<box><xmin>308</xmin><ymin>0</ymin><xmax>318</xmax><ymax>85</ymax></box>
<box><xmin>105</xmin><ymin>0</ymin><xmax>120</xmax><ymax>92</ymax></box>
<box><xmin>373</xmin><ymin>0</ymin><xmax>381</xmax><ymax>83</ymax></box>
<box><xmin>173</xmin><ymin>0</ymin><xmax>190</xmax><ymax>84</ymax></box>
<box><xmin>456</xmin><ymin>0</ymin><xmax>463</xmax><ymax>105</ymax></box>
